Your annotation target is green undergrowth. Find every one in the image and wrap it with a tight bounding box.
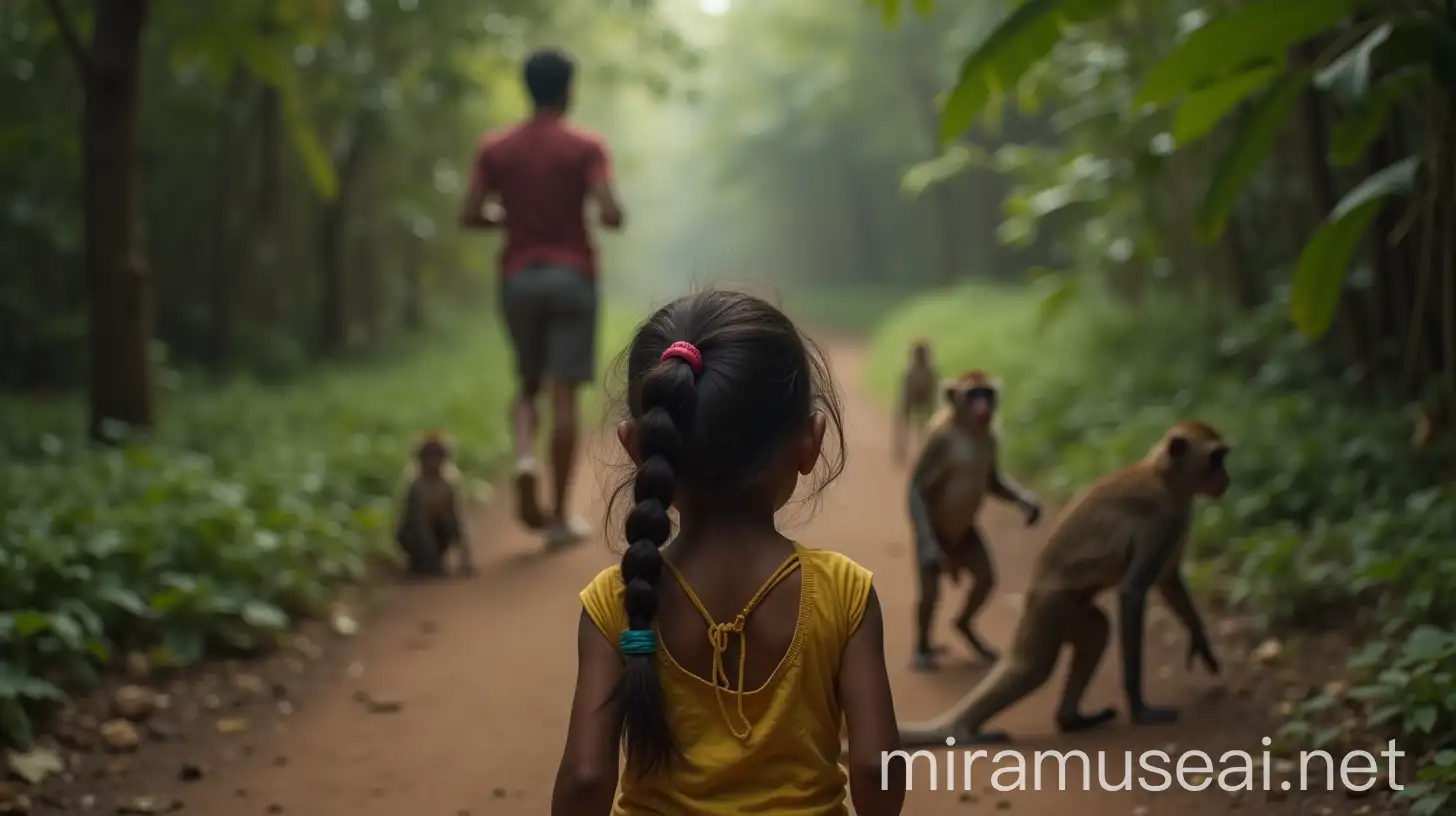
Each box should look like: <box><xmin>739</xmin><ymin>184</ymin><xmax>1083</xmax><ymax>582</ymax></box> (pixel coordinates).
<box><xmin>866</xmin><ymin>282</ymin><xmax>1456</xmax><ymax>813</ymax></box>
<box><xmin>0</xmin><ymin>306</ymin><xmax>636</xmax><ymax>747</ymax></box>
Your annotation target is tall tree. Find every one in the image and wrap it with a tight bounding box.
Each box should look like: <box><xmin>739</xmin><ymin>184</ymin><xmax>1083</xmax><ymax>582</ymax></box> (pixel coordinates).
<box><xmin>45</xmin><ymin>0</ymin><xmax>156</xmax><ymax>441</ymax></box>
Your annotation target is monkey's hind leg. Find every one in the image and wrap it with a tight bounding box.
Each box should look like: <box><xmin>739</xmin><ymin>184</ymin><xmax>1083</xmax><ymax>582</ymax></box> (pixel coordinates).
<box><xmin>900</xmin><ymin>598</ymin><xmax>1064</xmax><ymax>746</ymax></box>
<box><xmin>912</xmin><ymin>560</ymin><xmax>947</xmax><ymax>671</ymax></box>
<box><xmin>442</xmin><ymin>515</ymin><xmax>475</xmax><ymax>577</ymax></box>
<box><xmin>396</xmin><ymin>527</ymin><xmax>425</xmax><ymax>575</ymax></box>
<box><xmin>952</xmin><ymin>527</ymin><xmax>999</xmax><ymax>663</ymax></box>
<box><xmin>1054</xmin><ymin>598</ymin><xmax>1118</xmax><ymax>733</ymax></box>
<box><xmin>404</xmin><ymin>521</ymin><xmax>445</xmax><ymax>578</ymax></box>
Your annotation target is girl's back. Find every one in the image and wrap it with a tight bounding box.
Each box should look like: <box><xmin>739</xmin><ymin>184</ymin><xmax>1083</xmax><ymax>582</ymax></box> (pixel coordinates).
<box><xmin>550</xmin><ymin>290</ymin><xmax>905</xmax><ymax>816</ymax></box>
<box><xmin>580</xmin><ymin>541</ymin><xmax>873</xmax><ymax>813</ymax></box>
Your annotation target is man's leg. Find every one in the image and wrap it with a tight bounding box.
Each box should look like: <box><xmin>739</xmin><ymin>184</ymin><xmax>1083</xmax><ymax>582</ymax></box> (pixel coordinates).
<box><xmin>500</xmin><ymin>269</ymin><xmax>549</xmax><ymax>529</ymax></box>
<box><xmin>540</xmin><ymin>266</ymin><xmax>597</xmax><ymax>547</ymax></box>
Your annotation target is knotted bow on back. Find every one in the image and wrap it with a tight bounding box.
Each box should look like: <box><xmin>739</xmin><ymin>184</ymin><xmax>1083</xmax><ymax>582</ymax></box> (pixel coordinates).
<box><xmin>663</xmin><ymin>553</ymin><xmax>803</xmax><ymax>739</ymax></box>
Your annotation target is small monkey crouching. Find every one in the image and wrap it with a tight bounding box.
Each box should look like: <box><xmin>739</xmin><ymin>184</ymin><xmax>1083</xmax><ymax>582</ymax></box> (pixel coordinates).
<box><xmin>396</xmin><ymin>431</ymin><xmax>476</xmax><ymax>577</ymax></box>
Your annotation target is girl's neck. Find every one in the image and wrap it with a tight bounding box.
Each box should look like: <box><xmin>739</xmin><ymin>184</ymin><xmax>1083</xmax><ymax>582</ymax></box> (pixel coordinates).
<box><xmin>671</xmin><ymin>508</ymin><xmax>788</xmax><ymax>559</ymax></box>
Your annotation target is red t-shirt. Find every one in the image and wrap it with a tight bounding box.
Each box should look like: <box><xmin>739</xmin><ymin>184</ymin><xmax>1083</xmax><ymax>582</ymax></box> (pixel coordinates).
<box><xmin>469</xmin><ymin>113</ymin><xmax>612</xmax><ymax>278</ymax></box>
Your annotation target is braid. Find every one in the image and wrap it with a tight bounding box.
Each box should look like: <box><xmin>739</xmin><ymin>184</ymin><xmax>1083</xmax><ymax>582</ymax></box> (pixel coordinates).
<box><xmin>615</xmin><ymin>355</ymin><xmax>698</xmax><ymax>774</ymax></box>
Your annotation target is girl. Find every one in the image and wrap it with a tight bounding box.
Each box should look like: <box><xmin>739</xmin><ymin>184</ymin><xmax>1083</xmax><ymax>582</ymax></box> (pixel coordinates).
<box><xmin>551</xmin><ymin>290</ymin><xmax>905</xmax><ymax>815</ymax></box>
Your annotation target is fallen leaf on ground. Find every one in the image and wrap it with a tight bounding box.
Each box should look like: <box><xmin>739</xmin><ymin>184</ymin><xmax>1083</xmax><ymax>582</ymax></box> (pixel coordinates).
<box><xmin>6</xmin><ymin>747</ymin><xmax>65</xmax><ymax>785</ymax></box>
<box><xmin>215</xmin><ymin>718</ymin><xmax>250</xmax><ymax>734</ymax></box>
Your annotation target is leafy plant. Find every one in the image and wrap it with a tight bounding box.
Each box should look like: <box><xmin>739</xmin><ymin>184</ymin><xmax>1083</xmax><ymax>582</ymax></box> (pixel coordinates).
<box><xmin>0</xmin><ymin>308</ymin><xmax>631</xmax><ymax>746</ymax></box>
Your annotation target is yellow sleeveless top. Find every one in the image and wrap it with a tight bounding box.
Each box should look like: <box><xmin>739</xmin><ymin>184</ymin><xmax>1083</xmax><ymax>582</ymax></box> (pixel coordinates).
<box><xmin>579</xmin><ymin>542</ymin><xmax>874</xmax><ymax>815</ymax></box>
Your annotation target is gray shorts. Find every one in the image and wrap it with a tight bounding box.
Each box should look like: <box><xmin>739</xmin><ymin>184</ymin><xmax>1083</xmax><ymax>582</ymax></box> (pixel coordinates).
<box><xmin>500</xmin><ymin>264</ymin><xmax>597</xmax><ymax>386</ymax></box>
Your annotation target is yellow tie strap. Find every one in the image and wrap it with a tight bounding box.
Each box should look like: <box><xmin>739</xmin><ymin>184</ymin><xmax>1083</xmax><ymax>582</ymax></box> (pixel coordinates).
<box><xmin>666</xmin><ymin>553</ymin><xmax>802</xmax><ymax>741</ymax></box>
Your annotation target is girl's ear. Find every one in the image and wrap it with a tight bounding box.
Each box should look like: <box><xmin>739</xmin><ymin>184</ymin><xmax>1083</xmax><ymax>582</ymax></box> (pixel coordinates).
<box><xmin>796</xmin><ymin>411</ymin><xmax>828</xmax><ymax>476</ymax></box>
<box><xmin>617</xmin><ymin>420</ymin><xmax>642</xmax><ymax>466</ymax></box>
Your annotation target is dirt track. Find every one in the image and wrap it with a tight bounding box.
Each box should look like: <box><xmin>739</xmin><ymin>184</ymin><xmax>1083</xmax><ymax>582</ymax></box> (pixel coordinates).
<box><xmin>75</xmin><ymin>339</ymin><xmax>1351</xmax><ymax>815</ymax></box>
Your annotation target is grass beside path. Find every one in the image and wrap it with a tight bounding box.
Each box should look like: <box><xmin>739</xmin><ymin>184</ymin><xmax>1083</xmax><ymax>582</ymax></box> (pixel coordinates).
<box><xmin>0</xmin><ymin>305</ymin><xmax>637</xmax><ymax>746</ymax></box>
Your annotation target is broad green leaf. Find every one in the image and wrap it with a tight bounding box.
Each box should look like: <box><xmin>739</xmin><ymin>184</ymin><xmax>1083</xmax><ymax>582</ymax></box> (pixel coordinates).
<box><xmin>1315</xmin><ymin>23</ymin><xmax>1392</xmax><ymax>105</ymax></box>
<box><xmin>241</xmin><ymin>600</ymin><xmax>289</xmax><ymax>630</ymax></box>
<box><xmin>98</xmin><ymin>585</ymin><xmax>149</xmax><ymax>617</ymax></box>
<box><xmin>939</xmin><ymin>0</ymin><xmax>1120</xmax><ymax>145</ymax></box>
<box><xmin>0</xmin><ymin>699</ymin><xmax>33</xmax><ymax>747</ymax></box>
<box><xmin>12</xmin><ymin>611</ymin><xmax>49</xmax><ymax>638</ymax></box>
<box><xmin>47</xmin><ymin>614</ymin><xmax>84</xmax><ymax>649</ymax></box>
<box><xmin>283</xmin><ymin>96</ymin><xmax>339</xmax><ymax>200</ymax></box>
<box><xmin>1287</xmin><ymin>198</ymin><xmax>1378</xmax><ymax>339</ymax></box>
<box><xmin>1171</xmin><ymin>63</ymin><xmax>1283</xmax><ymax>146</ymax></box>
<box><xmin>1411</xmin><ymin>794</ymin><xmax>1450</xmax><ymax>816</ymax></box>
<box><xmin>86</xmin><ymin>637</ymin><xmax>111</xmax><ymax>664</ymax></box>
<box><xmin>1328</xmin><ymin>69</ymin><xmax>1423</xmax><ymax>166</ymax></box>
<box><xmin>901</xmin><ymin>144</ymin><xmax>987</xmax><ymax>198</ymax></box>
<box><xmin>235</xmin><ymin>33</ymin><xmax>338</xmax><ymax>200</ymax></box>
<box><xmin>1137</xmin><ymin>0</ymin><xmax>1361</xmax><ymax>107</ymax></box>
<box><xmin>0</xmin><ymin>665</ymin><xmax>64</xmax><ymax>701</ymax></box>
<box><xmin>1331</xmin><ymin>155</ymin><xmax>1418</xmax><ymax>221</ymax></box>
<box><xmin>1289</xmin><ymin>157</ymin><xmax>1419</xmax><ymax>339</ymax></box>
<box><xmin>1196</xmin><ymin>69</ymin><xmax>1310</xmax><ymax>241</ymax></box>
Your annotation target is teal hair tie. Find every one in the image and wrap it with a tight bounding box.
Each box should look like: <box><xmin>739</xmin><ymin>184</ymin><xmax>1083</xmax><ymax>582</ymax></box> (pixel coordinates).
<box><xmin>620</xmin><ymin>629</ymin><xmax>658</xmax><ymax>656</ymax></box>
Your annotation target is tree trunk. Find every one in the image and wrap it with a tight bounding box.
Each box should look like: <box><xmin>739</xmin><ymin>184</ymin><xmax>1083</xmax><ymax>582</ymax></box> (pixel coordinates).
<box><xmin>76</xmin><ymin>0</ymin><xmax>154</xmax><ymax>441</ymax></box>
<box><xmin>208</xmin><ymin>66</ymin><xmax>245</xmax><ymax>367</ymax></box>
<box><xmin>247</xmin><ymin>70</ymin><xmax>283</xmax><ymax>325</ymax></box>
<box><xmin>317</xmin><ymin>113</ymin><xmax>372</xmax><ymax>354</ymax></box>
<box><xmin>403</xmin><ymin>235</ymin><xmax>424</xmax><ymax>330</ymax></box>
<box><xmin>895</xmin><ymin>41</ymin><xmax>963</xmax><ymax>283</ymax></box>
<box><xmin>1296</xmin><ymin>41</ymin><xmax>1365</xmax><ymax>367</ymax></box>
<box><xmin>842</xmin><ymin>168</ymin><xmax>883</xmax><ymax>281</ymax></box>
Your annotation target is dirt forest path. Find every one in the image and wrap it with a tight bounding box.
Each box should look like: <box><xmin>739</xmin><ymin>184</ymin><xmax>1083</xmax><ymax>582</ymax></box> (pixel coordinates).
<box><xmin>103</xmin><ymin>338</ymin><xmax>1311</xmax><ymax>815</ymax></box>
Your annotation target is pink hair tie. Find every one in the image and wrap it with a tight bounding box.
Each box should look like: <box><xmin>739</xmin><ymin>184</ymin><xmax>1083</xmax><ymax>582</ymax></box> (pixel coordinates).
<box><xmin>660</xmin><ymin>341</ymin><xmax>703</xmax><ymax>374</ymax></box>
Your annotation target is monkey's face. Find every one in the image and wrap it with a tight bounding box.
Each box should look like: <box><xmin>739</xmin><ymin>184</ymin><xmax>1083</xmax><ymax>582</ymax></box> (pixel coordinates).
<box><xmin>417</xmin><ymin>442</ymin><xmax>448</xmax><ymax>478</ymax></box>
<box><xmin>947</xmin><ymin>383</ymin><xmax>997</xmax><ymax>427</ymax></box>
<box><xmin>1166</xmin><ymin>434</ymin><xmax>1229</xmax><ymax>498</ymax></box>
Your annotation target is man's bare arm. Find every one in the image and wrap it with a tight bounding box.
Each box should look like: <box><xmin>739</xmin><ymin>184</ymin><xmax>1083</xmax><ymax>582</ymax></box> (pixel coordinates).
<box><xmin>591</xmin><ymin>179</ymin><xmax>623</xmax><ymax>230</ymax></box>
<box><xmin>461</xmin><ymin>143</ymin><xmax>501</xmax><ymax>230</ymax></box>
<box><xmin>585</xmin><ymin>141</ymin><xmax>623</xmax><ymax>231</ymax></box>
<box><xmin>460</xmin><ymin>186</ymin><xmax>503</xmax><ymax>231</ymax></box>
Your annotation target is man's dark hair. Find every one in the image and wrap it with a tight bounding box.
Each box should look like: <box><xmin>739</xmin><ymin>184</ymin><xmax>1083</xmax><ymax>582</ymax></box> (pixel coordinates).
<box><xmin>523</xmin><ymin>49</ymin><xmax>575</xmax><ymax>109</ymax></box>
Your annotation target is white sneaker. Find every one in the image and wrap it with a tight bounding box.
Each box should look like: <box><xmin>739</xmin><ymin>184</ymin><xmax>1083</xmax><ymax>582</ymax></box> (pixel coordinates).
<box><xmin>546</xmin><ymin>515</ymin><xmax>591</xmax><ymax>549</ymax></box>
<box><xmin>513</xmin><ymin>457</ymin><xmax>546</xmax><ymax>530</ymax></box>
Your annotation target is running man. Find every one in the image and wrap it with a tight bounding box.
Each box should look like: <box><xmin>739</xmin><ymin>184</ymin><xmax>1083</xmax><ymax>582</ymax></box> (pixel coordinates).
<box><xmin>460</xmin><ymin>48</ymin><xmax>624</xmax><ymax>548</ymax></box>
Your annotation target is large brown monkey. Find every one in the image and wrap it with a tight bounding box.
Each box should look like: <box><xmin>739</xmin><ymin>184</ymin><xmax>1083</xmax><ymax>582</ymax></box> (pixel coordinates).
<box><xmin>907</xmin><ymin>370</ymin><xmax>1041</xmax><ymax>671</ymax></box>
<box><xmin>396</xmin><ymin>431</ymin><xmax>475</xmax><ymax>577</ymax></box>
<box><xmin>895</xmin><ymin>339</ymin><xmax>939</xmax><ymax>462</ymax></box>
<box><xmin>899</xmin><ymin>420</ymin><xmax>1229</xmax><ymax>745</ymax></box>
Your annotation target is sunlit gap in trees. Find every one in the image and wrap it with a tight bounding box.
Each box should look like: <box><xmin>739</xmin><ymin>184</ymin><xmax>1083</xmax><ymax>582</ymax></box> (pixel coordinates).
<box><xmin>698</xmin><ymin>0</ymin><xmax>730</xmax><ymax>16</ymax></box>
